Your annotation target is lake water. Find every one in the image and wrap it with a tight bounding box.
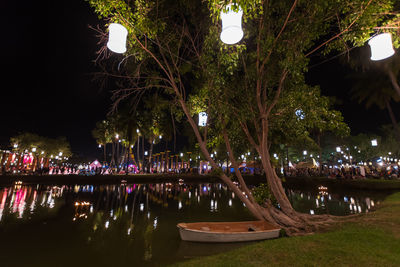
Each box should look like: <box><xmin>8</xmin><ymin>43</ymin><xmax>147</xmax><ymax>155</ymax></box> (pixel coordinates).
<box><xmin>0</xmin><ymin>181</ymin><xmax>392</xmax><ymax>266</ymax></box>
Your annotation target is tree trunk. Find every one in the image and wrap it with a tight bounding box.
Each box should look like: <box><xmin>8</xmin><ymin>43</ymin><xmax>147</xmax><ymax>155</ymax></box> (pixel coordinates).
<box><xmin>148</xmin><ymin>139</ymin><xmax>154</xmax><ymax>173</ymax></box>
<box><xmin>116</xmin><ymin>141</ymin><xmax>120</xmax><ymax>166</ymax></box>
<box><xmin>141</xmin><ymin>136</ymin><xmax>145</xmax><ymax>170</ymax></box>
<box><xmin>137</xmin><ymin>136</ymin><xmax>140</xmax><ymax>171</ymax></box>
<box><xmin>103</xmin><ymin>144</ymin><xmax>107</xmax><ymax>164</ymax></box>
<box><xmin>111</xmin><ymin>141</ymin><xmax>116</xmax><ymax>167</ymax></box>
<box><xmin>387</xmin><ymin>68</ymin><xmax>400</xmax><ymax>97</ymax></box>
<box><xmin>385</xmin><ymin>99</ymin><xmax>400</xmax><ymax>143</ymax></box>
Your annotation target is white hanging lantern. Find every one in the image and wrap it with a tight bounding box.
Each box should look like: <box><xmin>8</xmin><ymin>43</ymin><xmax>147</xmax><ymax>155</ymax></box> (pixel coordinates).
<box><xmin>107</xmin><ymin>23</ymin><xmax>128</xmax><ymax>54</ymax></box>
<box><xmin>220</xmin><ymin>4</ymin><xmax>243</xmax><ymax>45</ymax></box>
<box><xmin>295</xmin><ymin>109</ymin><xmax>305</xmax><ymax>120</ymax></box>
<box><xmin>198</xmin><ymin>112</ymin><xmax>208</xmax><ymax>127</ymax></box>
<box><xmin>368</xmin><ymin>33</ymin><xmax>395</xmax><ymax>61</ymax></box>
<box><xmin>371</xmin><ymin>139</ymin><xmax>378</xmax><ymax>147</ymax></box>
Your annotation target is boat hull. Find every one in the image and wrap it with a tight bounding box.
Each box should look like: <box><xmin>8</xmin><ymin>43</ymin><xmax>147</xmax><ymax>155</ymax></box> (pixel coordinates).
<box><xmin>177</xmin><ymin>221</ymin><xmax>280</xmax><ymax>243</ymax></box>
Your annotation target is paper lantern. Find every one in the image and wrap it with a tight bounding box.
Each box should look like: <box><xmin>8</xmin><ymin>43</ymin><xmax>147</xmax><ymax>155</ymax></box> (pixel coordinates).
<box><xmin>107</xmin><ymin>23</ymin><xmax>128</xmax><ymax>54</ymax></box>
<box><xmin>371</xmin><ymin>139</ymin><xmax>378</xmax><ymax>147</ymax></box>
<box><xmin>198</xmin><ymin>112</ymin><xmax>208</xmax><ymax>126</ymax></box>
<box><xmin>368</xmin><ymin>33</ymin><xmax>395</xmax><ymax>61</ymax></box>
<box><xmin>295</xmin><ymin>109</ymin><xmax>305</xmax><ymax>120</ymax></box>
<box><xmin>220</xmin><ymin>4</ymin><xmax>243</xmax><ymax>45</ymax></box>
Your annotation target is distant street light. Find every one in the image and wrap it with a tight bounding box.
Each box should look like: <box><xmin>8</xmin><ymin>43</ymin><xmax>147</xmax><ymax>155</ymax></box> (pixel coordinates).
<box><xmin>303</xmin><ymin>150</ymin><xmax>307</xmax><ymax>155</ymax></box>
<box><xmin>336</xmin><ymin>146</ymin><xmax>341</xmax><ymax>152</ymax></box>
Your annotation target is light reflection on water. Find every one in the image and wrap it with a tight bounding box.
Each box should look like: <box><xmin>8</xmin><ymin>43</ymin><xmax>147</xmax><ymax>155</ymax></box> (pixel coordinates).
<box><xmin>286</xmin><ymin>187</ymin><xmax>381</xmax><ymax>216</ymax></box>
<box><xmin>0</xmin><ymin>181</ymin><xmax>390</xmax><ymax>266</ymax></box>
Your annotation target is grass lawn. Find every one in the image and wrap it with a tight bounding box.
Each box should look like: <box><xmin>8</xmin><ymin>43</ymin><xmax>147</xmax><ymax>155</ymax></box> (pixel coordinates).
<box><xmin>173</xmin><ymin>193</ymin><xmax>400</xmax><ymax>267</ymax></box>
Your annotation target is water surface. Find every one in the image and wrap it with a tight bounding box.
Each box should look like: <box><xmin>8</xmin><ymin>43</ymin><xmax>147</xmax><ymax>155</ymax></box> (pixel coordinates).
<box><xmin>0</xmin><ymin>181</ymin><xmax>391</xmax><ymax>266</ymax></box>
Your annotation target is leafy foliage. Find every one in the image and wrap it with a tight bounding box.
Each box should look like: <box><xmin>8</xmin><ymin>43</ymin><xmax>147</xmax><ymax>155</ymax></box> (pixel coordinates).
<box><xmin>10</xmin><ymin>133</ymin><xmax>72</xmax><ymax>159</ymax></box>
<box><xmin>252</xmin><ymin>183</ymin><xmax>277</xmax><ymax>206</ymax></box>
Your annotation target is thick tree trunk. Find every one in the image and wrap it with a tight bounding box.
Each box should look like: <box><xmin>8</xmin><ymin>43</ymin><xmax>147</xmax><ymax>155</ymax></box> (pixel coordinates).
<box><xmin>176</xmin><ymin>97</ymin><xmax>318</xmax><ymax>233</ymax></box>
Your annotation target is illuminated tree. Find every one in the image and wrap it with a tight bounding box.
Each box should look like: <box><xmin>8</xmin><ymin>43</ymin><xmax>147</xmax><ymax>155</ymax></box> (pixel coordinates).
<box><xmin>10</xmin><ymin>133</ymin><xmax>72</xmax><ymax>170</ymax></box>
<box><xmin>92</xmin><ymin>120</ymin><xmax>114</xmax><ymax>163</ymax></box>
<box><xmin>86</xmin><ymin>0</ymin><xmax>399</xmax><ymax>233</ymax></box>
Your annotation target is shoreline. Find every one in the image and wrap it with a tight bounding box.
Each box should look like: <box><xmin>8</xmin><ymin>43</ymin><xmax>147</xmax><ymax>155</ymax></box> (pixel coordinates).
<box><xmin>0</xmin><ymin>174</ymin><xmax>399</xmax><ymax>190</ymax></box>
<box><xmin>173</xmin><ymin>192</ymin><xmax>400</xmax><ymax>266</ymax></box>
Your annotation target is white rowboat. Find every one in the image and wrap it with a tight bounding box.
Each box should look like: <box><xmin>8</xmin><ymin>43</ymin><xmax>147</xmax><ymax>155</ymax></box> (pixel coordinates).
<box><xmin>177</xmin><ymin>221</ymin><xmax>280</xmax><ymax>243</ymax></box>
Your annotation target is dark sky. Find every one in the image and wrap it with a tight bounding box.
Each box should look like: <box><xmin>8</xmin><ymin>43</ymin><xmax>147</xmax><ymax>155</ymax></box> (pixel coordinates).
<box><xmin>1</xmin><ymin>1</ymin><xmax>110</xmax><ymax>157</ymax></box>
<box><xmin>1</xmin><ymin>1</ymin><xmax>399</xmax><ymax>159</ymax></box>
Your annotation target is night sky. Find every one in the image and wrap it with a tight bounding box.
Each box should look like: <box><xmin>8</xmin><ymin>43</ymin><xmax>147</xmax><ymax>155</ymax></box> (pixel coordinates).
<box><xmin>1</xmin><ymin>1</ymin><xmax>399</xmax><ymax>159</ymax></box>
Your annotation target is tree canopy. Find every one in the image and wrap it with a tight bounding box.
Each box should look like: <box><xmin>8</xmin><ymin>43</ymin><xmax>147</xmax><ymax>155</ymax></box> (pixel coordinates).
<box><xmin>86</xmin><ymin>0</ymin><xmax>400</xmax><ymax>233</ymax></box>
<box><xmin>10</xmin><ymin>133</ymin><xmax>72</xmax><ymax>159</ymax></box>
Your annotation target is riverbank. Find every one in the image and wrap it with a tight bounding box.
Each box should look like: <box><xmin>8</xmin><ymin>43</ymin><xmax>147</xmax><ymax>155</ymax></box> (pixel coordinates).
<box><xmin>0</xmin><ymin>174</ymin><xmax>221</xmax><ymax>186</ymax></box>
<box><xmin>0</xmin><ymin>174</ymin><xmax>399</xmax><ymax>190</ymax></box>
<box><xmin>174</xmin><ymin>192</ymin><xmax>400</xmax><ymax>266</ymax></box>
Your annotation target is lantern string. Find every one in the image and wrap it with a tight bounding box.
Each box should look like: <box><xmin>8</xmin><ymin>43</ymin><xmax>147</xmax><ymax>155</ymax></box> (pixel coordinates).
<box><xmin>309</xmin><ymin>46</ymin><xmax>356</xmax><ymax>69</ymax></box>
<box><xmin>118</xmin><ymin>55</ymin><xmax>132</xmax><ymax>71</ymax></box>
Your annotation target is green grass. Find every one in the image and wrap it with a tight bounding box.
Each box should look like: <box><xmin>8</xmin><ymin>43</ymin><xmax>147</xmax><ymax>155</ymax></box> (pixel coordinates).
<box><xmin>173</xmin><ymin>193</ymin><xmax>400</xmax><ymax>267</ymax></box>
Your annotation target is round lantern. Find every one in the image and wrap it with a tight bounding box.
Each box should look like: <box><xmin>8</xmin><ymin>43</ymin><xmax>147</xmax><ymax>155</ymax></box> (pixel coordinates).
<box><xmin>220</xmin><ymin>4</ymin><xmax>243</xmax><ymax>45</ymax></box>
<box><xmin>368</xmin><ymin>33</ymin><xmax>395</xmax><ymax>61</ymax></box>
<box><xmin>107</xmin><ymin>23</ymin><xmax>128</xmax><ymax>54</ymax></box>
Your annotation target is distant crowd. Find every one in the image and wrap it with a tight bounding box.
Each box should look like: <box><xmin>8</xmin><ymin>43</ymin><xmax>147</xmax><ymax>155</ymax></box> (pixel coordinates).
<box><xmin>283</xmin><ymin>165</ymin><xmax>399</xmax><ymax>180</ymax></box>
<box><xmin>1</xmin><ymin>163</ymin><xmax>399</xmax><ymax>180</ymax></box>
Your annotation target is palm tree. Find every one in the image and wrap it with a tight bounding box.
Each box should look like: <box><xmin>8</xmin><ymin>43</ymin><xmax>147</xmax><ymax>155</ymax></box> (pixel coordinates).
<box><xmin>351</xmin><ymin>71</ymin><xmax>400</xmax><ymax>143</ymax></box>
<box><xmin>92</xmin><ymin>120</ymin><xmax>113</xmax><ymax>163</ymax></box>
<box><xmin>344</xmin><ymin>46</ymin><xmax>400</xmax><ymax>143</ymax></box>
